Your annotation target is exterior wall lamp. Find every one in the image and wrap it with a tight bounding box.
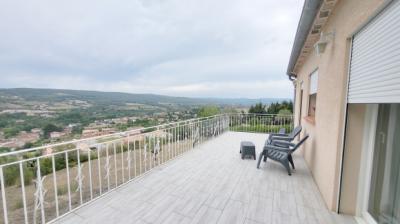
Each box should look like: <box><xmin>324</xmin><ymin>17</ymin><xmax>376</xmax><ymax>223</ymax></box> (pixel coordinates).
<box><xmin>314</xmin><ymin>31</ymin><xmax>335</xmax><ymax>55</ymax></box>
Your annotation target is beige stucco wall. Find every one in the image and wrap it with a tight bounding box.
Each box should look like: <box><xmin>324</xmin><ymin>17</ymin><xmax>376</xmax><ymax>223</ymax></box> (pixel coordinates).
<box><xmin>293</xmin><ymin>0</ymin><xmax>386</xmax><ymax>212</ymax></box>
<box><xmin>339</xmin><ymin>104</ymin><xmax>366</xmax><ymax>215</ymax></box>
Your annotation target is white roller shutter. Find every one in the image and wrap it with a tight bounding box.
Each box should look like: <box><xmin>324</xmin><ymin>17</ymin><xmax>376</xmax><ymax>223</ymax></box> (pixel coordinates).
<box><xmin>310</xmin><ymin>70</ymin><xmax>318</xmax><ymax>94</ymax></box>
<box><xmin>348</xmin><ymin>0</ymin><xmax>400</xmax><ymax>103</ymax></box>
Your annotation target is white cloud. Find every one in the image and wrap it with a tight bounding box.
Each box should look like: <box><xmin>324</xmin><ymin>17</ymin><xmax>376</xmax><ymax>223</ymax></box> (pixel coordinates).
<box><xmin>0</xmin><ymin>0</ymin><xmax>303</xmax><ymax>98</ymax></box>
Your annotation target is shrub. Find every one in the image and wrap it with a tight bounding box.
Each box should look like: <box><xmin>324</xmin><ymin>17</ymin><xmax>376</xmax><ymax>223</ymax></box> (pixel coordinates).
<box><xmin>40</xmin><ymin>158</ymin><xmax>53</xmax><ymax>176</ymax></box>
<box><xmin>13</xmin><ymin>200</ymin><xmax>23</xmax><ymax>210</ymax></box>
<box><xmin>57</xmin><ymin>183</ymin><xmax>78</xmax><ymax>196</ymax></box>
<box><xmin>198</xmin><ymin>106</ymin><xmax>220</xmax><ymax>118</ymax></box>
<box><xmin>0</xmin><ymin>157</ymin><xmax>35</xmax><ymax>187</ymax></box>
<box><xmin>57</xmin><ymin>185</ymin><xmax>68</xmax><ymax>196</ymax></box>
<box><xmin>3</xmin><ymin>164</ymin><xmax>19</xmax><ymax>186</ymax></box>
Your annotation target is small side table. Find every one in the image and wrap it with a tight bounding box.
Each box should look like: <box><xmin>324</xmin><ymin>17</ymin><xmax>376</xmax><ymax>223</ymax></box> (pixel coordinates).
<box><xmin>240</xmin><ymin>141</ymin><xmax>256</xmax><ymax>160</ymax></box>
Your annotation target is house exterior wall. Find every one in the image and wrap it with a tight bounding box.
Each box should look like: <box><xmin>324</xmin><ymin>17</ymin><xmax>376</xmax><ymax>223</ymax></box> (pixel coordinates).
<box><xmin>339</xmin><ymin>104</ymin><xmax>366</xmax><ymax>215</ymax></box>
<box><xmin>292</xmin><ymin>0</ymin><xmax>386</xmax><ymax>212</ymax></box>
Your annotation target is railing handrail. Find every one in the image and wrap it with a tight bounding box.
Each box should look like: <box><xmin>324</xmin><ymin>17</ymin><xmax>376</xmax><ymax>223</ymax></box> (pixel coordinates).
<box><xmin>0</xmin><ymin>114</ymin><xmax>227</xmax><ymax>158</ymax></box>
<box><xmin>225</xmin><ymin>112</ymin><xmax>293</xmax><ymax>116</ymax></box>
<box><xmin>0</xmin><ymin>113</ymin><xmax>293</xmax><ymax>158</ymax></box>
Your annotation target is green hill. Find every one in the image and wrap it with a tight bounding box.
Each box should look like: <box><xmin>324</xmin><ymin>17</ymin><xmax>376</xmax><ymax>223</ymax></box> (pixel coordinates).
<box><xmin>0</xmin><ymin>88</ymin><xmax>289</xmax><ymax>107</ymax></box>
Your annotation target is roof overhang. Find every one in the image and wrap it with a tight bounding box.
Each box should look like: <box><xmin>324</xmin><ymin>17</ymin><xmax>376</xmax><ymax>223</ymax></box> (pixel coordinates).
<box><xmin>286</xmin><ymin>0</ymin><xmax>338</xmax><ymax>77</ymax></box>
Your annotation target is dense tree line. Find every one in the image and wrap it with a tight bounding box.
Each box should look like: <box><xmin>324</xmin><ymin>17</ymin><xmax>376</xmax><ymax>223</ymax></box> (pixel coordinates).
<box><xmin>248</xmin><ymin>103</ymin><xmax>267</xmax><ymax>114</ymax></box>
<box><xmin>197</xmin><ymin>106</ymin><xmax>221</xmax><ymax>117</ymax></box>
<box><xmin>0</xmin><ymin>107</ymin><xmax>150</xmax><ymax>139</ymax></box>
<box><xmin>248</xmin><ymin>101</ymin><xmax>293</xmax><ymax>114</ymax></box>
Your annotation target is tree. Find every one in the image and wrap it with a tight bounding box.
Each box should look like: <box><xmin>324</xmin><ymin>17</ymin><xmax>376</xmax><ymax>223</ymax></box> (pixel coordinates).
<box><xmin>198</xmin><ymin>106</ymin><xmax>220</xmax><ymax>117</ymax></box>
<box><xmin>0</xmin><ymin>147</ymin><xmax>10</xmax><ymax>153</ymax></box>
<box><xmin>3</xmin><ymin>127</ymin><xmax>19</xmax><ymax>139</ymax></box>
<box><xmin>0</xmin><ymin>156</ymin><xmax>34</xmax><ymax>186</ymax></box>
<box><xmin>127</xmin><ymin>119</ymin><xmax>134</xmax><ymax>127</ymax></box>
<box><xmin>43</xmin><ymin>124</ymin><xmax>62</xmax><ymax>138</ymax></box>
<box><xmin>278</xmin><ymin>109</ymin><xmax>292</xmax><ymax>116</ymax></box>
<box><xmin>72</xmin><ymin>125</ymin><xmax>83</xmax><ymax>135</ymax></box>
<box><xmin>23</xmin><ymin>142</ymin><xmax>34</xmax><ymax>149</ymax></box>
<box><xmin>0</xmin><ymin>120</ymin><xmax>8</xmax><ymax>128</ymax></box>
<box><xmin>56</xmin><ymin>112</ymin><xmax>83</xmax><ymax>125</ymax></box>
<box><xmin>266</xmin><ymin>101</ymin><xmax>294</xmax><ymax>114</ymax></box>
<box><xmin>222</xmin><ymin>107</ymin><xmax>237</xmax><ymax>114</ymax></box>
<box><xmin>248</xmin><ymin>103</ymin><xmax>266</xmax><ymax>114</ymax></box>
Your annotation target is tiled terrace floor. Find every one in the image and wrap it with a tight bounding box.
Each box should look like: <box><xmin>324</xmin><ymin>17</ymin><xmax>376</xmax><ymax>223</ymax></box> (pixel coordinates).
<box><xmin>54</xmin><ymin>132</ymin><xmax>356</xmax><ymax>224</ymax></box>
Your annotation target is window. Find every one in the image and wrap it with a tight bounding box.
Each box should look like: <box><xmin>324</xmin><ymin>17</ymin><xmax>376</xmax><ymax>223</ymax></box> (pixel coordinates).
<box><xmin>368</xmin><ymin>104</ymin><xmax>400</xmax><ymax>223</ymax></box>
<box><xmin>308</xmin><ymin>70</ymin><xmax>318</xmax><ymax>117</ymax></box>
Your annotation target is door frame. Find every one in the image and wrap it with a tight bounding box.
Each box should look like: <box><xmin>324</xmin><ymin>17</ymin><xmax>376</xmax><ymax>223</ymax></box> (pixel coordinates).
<box><xmin>355</xmin><ymin>104</ymin><xmax>379</xmax><ymax>224</ymax></box>
<box><xmin>357</xmin><ymin>104</ymin><xmax>400</xmax><ymax>224</ymax></box>
<box><xmin>299</xmin><ymin>89</ymin><xmax>303</xmax><ymax>126</ymax></box>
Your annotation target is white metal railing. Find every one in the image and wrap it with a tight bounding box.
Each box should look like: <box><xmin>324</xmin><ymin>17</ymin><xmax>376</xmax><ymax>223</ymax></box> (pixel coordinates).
<box><xmin>228</xmin><ymin>113</ymin><xmax>293</xmax><ymax>134</ymax></box>
<box><xmin>0</xmin><ymin>113</ymin><xmax>292</xmax><ymax>224</ymax></box>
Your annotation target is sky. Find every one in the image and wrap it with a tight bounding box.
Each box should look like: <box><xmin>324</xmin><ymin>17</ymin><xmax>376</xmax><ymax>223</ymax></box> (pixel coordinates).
<box><xmin>0</xmin><ymin>0</ymin><xmax>304</xmax><ymax>99</ymax></box>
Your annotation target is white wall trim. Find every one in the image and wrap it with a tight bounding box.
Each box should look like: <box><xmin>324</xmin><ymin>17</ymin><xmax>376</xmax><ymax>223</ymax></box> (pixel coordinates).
<box><xmin>356</xmin><ymin>104</ymin><xmax>378</xmax><ymax>224</ymax></box>
<box><xmin>337</xmin><ymin>37</ymin><xmax>353</xmax><ymax>213</ymax></box>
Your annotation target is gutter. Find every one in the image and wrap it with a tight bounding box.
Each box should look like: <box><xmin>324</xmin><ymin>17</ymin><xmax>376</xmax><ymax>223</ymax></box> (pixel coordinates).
<box><xmin>286</xmin><ymin>0</ymin><xmax>323</xmax><ymax>78</ymax></box>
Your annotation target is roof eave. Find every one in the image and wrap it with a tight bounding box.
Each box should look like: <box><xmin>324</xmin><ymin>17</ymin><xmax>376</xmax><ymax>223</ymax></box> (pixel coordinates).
<box><xmin>286</xmin><ymin>0</ymin><xmax>324</xmax><ymax>77</ymax></box>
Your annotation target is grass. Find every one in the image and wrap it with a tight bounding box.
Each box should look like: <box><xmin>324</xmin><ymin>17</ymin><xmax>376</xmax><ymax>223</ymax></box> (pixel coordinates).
<box><xmin>13</xmin><ymin>200</ymin><xmax>23</xmax><ymax>210</ymax></box>
<box><xmin>230</xmin><ymin>124</ymin><xmax>292</xmax><ymax>133</ymax></box>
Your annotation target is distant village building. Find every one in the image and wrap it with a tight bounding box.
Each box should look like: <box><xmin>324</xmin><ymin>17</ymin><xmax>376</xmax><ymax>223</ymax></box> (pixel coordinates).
<box><xmin>50</xmin><ymin>131</ymin><xmax>66</xmax><ymax>139</ymax></box>
<box><xmin>68</xmin><ymin>123</ymin><xmax>80</xmax><ymax>128</ymax></box>
<box><xmin>127</xmin><ymin>127</ymin><xmax>143</xmax><ymax>135</ymax></box>
<box><xmin>31</xmin><ymin>128</ymin><xmax>42</xmax><ymax>134</ymax></box>
<box><xmin>82</xmin><ymin>129</ymin><xmax>100</xmax><ymax>138</ymax></box>
<box><xmin>101</xmin><ymin>128</ymin><xmax>117</xmax><ymax>135</ymax></box>
<box><xmin>0</xmin><ymin>131</ymin><xmax>40</xmax><ymax>149</ymax></box>
<box><xmin>0</xmin><ymin>140</ymin><xmax>24</xmax><ymax>149</ymax></box>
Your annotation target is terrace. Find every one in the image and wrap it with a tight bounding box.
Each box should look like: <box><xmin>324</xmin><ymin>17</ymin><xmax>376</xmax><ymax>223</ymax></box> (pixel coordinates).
<box><xmin>0</xmin><ymin>114</ymin><xmax>356</xmax><ymax>224</ymax></box>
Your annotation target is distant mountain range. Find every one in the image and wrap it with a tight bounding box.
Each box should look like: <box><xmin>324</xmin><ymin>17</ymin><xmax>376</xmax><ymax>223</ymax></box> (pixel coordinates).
<box><xmin>0</xmin><ymin>88</ymin><xmax>291</xmax><ymax>107</ymax></box>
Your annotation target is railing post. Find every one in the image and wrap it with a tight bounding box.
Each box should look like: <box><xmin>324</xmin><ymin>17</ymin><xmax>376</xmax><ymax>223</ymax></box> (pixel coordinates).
<box><xmin>0</xmin><ymin>167</ymin><xmax>8</xmax><ymax>224</ymax></box>
<box><xmin>144</xmin><ymin>141</ymin><xmax>147</xmax><ymax>173</ymax></box>
<box><xmin>127</xmin><ymin>134</ymin><xmax>131</xmax><ymax>180</ymax></box>
<box><xmin>113</xmin><ymin>143</ymin><xmax>118</xmax><ymax>188</ymax></box>
<box><xmin>97</xmin><ymin>146</ymin><xmax>102</xmax><ymax>195</ymax></box>
<box><xmin>138</xmin><ymin>139</ymin><xmax>142</xmax><ymax>175</ymax></box>
<box><xmin>120</xmin><ymin>141</ymin><xmax>125</xmax><ymax>183</ymax></box>
<box><xmin>76</xmin><ymin>148</ymin><xmax>83</xmax><ymax>205</ymax></box>
<box><xmin>105</xmin><ymin>144</ymin><xmax>110</xmax><ymax>191</ymax></box>
<box><xmin>88</xmin><ymin>147</ymin><xmax>93</xmax><ymax>200</ymax></box>
<box><xmin>168</xmin><ymin>129</ymin><xmax>171</xmax><ymax>161</ymax></box>
<box><xmin>19</xmin><ymin>162</ymin><xmax>29</xmax><ymax>223</ymax></box>
<box><xmin>133</xmin><ymin>136</ymin><xmax>137</xmax><ymax>178</ymax></box>
<box><xmin>65</xmin><ymin>152</ymin><xmax>72</xmax><ymax>211</ymax></box>
<box><xmin>36</xmin><ymin>158</ymin><xmax>46</xmax><ymax>223</ymax></box>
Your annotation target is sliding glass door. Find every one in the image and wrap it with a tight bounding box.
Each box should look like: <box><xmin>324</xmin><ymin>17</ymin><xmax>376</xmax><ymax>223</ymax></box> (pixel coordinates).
<box><xmin>367</xmin><ymin>104</ymin><xmax>400</xmax><ymax>224</ymax></box>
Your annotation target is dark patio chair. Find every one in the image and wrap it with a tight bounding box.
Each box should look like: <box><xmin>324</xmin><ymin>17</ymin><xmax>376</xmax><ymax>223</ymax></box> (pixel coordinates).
<box><xmin>265</xmin><ymin>125</ymin><xmax>302</xmax><ymax>146</ymax></box>
<box><xmin>257</xmin><ymin>135</ymin><xmax>309</xmax><ymax>175</ymax></box>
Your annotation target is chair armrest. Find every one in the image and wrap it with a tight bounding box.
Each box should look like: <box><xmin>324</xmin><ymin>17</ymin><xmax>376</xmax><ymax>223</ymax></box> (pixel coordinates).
<box><xmin>271</xmin><ymin>140</ymin><xmax>295</xmax><ymax>148</ymax></box>
<box><xmin>269</xmin><ymin>133</ymin><xmax>288</xmax><ymax>137</ymax></box>
<box><xmin>270</xmin><ymin>136</ymin><xmax>292</xmax><ymax>141</ymax></box>
<box><xmin>264</xmin><ymin>144</ymin><xmax>291</xmax><ymax>152</ymax></box>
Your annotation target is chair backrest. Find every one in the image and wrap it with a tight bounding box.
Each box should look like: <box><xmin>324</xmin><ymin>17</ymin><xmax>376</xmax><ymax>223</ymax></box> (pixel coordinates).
<box><xmin>278</xmin><ymin>128</ymin><xmax>286</xmax><ymax>134</ymax></box>
<box><xmin>288</xmin><ymin>125</ymin><xmax>302</xmax><ymax>139</ymax></box>
<box><xmin>291</xmin><ymin>134</ymin><xmax>309</xmax><ymax>152</ymax></box>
